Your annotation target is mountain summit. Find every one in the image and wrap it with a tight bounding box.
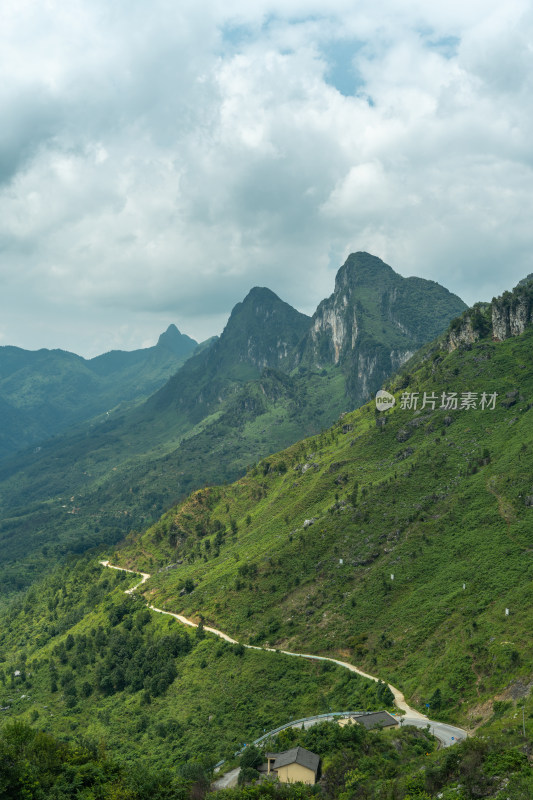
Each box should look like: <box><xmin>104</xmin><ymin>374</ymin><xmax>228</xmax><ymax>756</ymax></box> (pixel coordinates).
<box><xmin>217</xmin><ymin>286</ymin><xmax>310</xmax><ymax>372</ymax></box>
<box><xmin>157</xmin><ymin>324</ymin><xmax>197</xmax><ymax>357</ymax></box>
<box><xmin>149</xmin><ymin>287</ymin><xmax>310</xmax><ymax>414</ymax></box>
<box><xmin>301</xmin><ymin>251</ymin><xmax>466</xmax><ymax>404</ymax></box>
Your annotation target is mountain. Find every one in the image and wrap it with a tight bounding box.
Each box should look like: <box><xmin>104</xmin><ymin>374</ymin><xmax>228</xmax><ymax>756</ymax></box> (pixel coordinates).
<box><xmin>156</xmin><ymin>323</ymin><xmax>197</xmax><ymax>357</ymax></box>
<box><xmin>112</xmin><ymin>275</ymin><xmax>533</xmax><ymax>725</ymax></box>
<box><xmin>0</xmin><ymin>326</ymin><xmax>198</xmax><ymax>460</ymax></box>
<box><xmin>0</xmin><ymin>275</ymin><xmax>531</xmax><ymax>799</ymax></box>
<box><xmin>148</xmin><ymin>286</ymin><xmax>311</xmax><ymax>419</ymax></box>
<box><xmin>0</xmin><ymin>254</ymin><xmax>465</xmax><ymax>599</ymax></box>
<box><xmin>301</xmin><ymin>252</ymin><xmax>467</xmax><ymax>404</ymax></box>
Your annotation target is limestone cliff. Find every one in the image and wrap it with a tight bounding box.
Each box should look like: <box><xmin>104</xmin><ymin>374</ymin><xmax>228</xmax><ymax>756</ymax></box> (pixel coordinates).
<box><xmin>300</xmin><ymin>252</ymin><xmax>466</xmax><ymax>405</ymax></box>
<box><xmin>446</xmin><ymin>277</ymin><xmax>533</xmax><ymax>350</ymax></box>
<box><xmin>492</xmin><ymin>290</ymin><xmax>533</xmax><ymax>341</ymax></box>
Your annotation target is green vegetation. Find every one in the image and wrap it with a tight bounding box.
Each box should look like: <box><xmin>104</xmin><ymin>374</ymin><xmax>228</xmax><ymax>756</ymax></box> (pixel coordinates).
<box><xmin>0</xmin><ymin>560</ymin><xmax>389</xmax><ymax>769</ymax></box>
<box><xmin>0</xmin><ymin>719</ymin><xmax>214</xmax><ymax>800</ymax></box>
<box><xmin>0</xmin><ymin>255</ymin><xmax>464</xmax><ymax>602</ymax></box>
<box><xmin>0</xmin><ymin>325</ymin><xmax>197</xmax><ymax>461</ymax></box>
<box><xmin>0</xmin><ymin>365</ymin><xmax>346</xmax><ymax>601</ymax></box>
<box><xmin>113</xmin><ymin>323</ymin><xmax>533</xmax><ymax>723</ymax></box>
<box><xmin>217</xmin><ymin>710</ymin><xmax>533</xmax><ymax>799</ymax></box>
<box><xmin>3</xmin><ymin>708</ymin><xmax>531</xmax><ymax>799</ymax></box>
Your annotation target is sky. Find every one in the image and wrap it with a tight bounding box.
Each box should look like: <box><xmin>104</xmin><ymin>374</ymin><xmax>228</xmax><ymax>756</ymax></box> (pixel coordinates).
<box><xmin>1</xmin><ymin>0</ymin><xmax>532</xmax><ymax>357</ymax></box>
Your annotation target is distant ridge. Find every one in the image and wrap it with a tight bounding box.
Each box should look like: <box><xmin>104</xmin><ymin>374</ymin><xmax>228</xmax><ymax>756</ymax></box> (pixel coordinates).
<box><xmin>0</xmin><ymin>326</ymin><xmax>198</xmax><ymax>459</ymax></box>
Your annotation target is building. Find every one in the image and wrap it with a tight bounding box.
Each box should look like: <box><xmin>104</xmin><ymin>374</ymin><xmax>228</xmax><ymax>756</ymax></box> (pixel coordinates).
<box><xmin>265</xmin><ymin>746</ymin><xmax>320</xmax><ymax>785</ymax></box>
<box><xmin>353</xmin><ymin>711</ymin><xmax>399</xmax><ymax>730</ymax></box>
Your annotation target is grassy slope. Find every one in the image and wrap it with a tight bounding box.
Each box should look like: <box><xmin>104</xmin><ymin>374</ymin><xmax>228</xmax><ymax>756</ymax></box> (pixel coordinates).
<box><xmin>0</xmin><ymin>365</ymin><xmax>347</xmax><ymax>602</ymax></box>
<box><xmin>113</xmin><ymin>328</ymin><xmax>533</xmax><ymax>724</ymax></box>
<box><xmin>0</xmin><ymin>559</ymin><xmax>390</xmax><ymax>768</ymax></box>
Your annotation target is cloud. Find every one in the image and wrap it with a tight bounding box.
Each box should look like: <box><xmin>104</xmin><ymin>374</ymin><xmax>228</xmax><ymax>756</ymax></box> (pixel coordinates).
<box><xmin>0</xmin><ymin>0</ymin><xmax>532</xmax><ymax>355</ymax></box>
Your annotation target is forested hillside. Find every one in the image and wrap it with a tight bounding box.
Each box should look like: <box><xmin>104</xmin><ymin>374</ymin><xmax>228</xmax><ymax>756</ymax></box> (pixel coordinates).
<box><xmin>113</xmin><ymin>291</ymin><xmax>533</xmax><ymax>725</ymax></box>
<box><xmin>0</xmin><ymin>254</ymin><xmax>464</xmax><ymax>600</ymax></box>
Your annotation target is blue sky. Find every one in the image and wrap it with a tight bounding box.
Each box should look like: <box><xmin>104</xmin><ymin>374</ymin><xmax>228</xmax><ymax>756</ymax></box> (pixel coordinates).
<box><xmin>1</xmin><ymin>0</ymin><xmax>532</xmax><ymax>355</ymax></box>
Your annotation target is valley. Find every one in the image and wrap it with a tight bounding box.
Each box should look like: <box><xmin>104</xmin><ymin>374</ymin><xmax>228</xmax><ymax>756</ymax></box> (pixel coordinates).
<box><xmin>0</xmin><ymin>261</ymin><xmax>531</xmax><ymax>799</ymax></box>
<box><xmin>0</xmin><ymin>253</ymin><xmax>465</xmax><ymax>599</ymax></box>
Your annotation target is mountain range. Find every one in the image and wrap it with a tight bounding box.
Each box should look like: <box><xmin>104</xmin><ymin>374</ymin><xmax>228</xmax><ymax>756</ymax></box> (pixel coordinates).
<box><xmin>0</xmin><ymin>253</ymin><xmax>465</xmax><ymax>598</ymax></box>
<box><xmin>114</xmin><ymin>273</ymin><xmax>533</xmax><ymax>722</ymax></box>
<box><xmin>0</xmin><ymin>269</ymin><xmax>531</xmax><ymax>799</ymax></box>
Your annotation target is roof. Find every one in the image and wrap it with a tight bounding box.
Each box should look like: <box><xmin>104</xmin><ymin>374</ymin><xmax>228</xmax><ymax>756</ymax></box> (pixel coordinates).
<box><xmin>354</xmin><ymin>711</ymin><xmax>398</xmax><ymax>730</ymax></box>
<box><xmin>272</xmin><ymin>746</ymin><xmax>320</xmax><ymax>773</ymax></box>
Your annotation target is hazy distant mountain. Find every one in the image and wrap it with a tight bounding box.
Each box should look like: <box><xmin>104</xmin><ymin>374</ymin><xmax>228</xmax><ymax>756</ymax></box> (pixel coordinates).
<box><xmin>0</xmin><ymin>326</ymin><xmax>198</xmax><ymax>459</ymax></box>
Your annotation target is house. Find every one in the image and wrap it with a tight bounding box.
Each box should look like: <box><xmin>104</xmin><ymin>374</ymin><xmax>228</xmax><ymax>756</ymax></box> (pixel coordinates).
<box><xmin>353</xmin><ymin>711</ymin><xmax>399</xmax><ymax>730</ymax></box>
<box><xmin>264</xmin><ymin>746</ymin><xmax>320</xmax><ymax>785</ymax></box>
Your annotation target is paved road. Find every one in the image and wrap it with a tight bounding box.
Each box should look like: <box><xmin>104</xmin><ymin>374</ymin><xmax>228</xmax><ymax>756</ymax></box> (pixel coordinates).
<box><xmin>100</xmin><ymin>561</ymin><xmax>468</xmax><ymax>751</ymax></box>
<box><xmin>401</xmin><ymin>716</ymin><xmax>467</xmax><ymax>747</ymax></box>
<box><xmin>212</xmin><ymin>767</ymin><xmax>241</xmax><ymax>789</ymax></box>
<box><xmin>211</xmin><ymin>711</ymin><xmax>466</xmax><ymax>785</ymax></box>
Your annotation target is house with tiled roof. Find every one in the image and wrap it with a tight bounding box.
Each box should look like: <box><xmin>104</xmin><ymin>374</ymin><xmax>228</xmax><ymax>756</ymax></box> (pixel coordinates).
<box><xmin>353</xmin><ymin>710</ymin><xmax>399</xmax><ymax>730</ymax></box>
<box><xmin>264</xmin><ymin>746</ymin><xmax>320</xmax><ymax>785</ymax></box>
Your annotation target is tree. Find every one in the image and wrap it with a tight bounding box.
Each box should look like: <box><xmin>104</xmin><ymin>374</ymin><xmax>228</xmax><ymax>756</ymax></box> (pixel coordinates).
<box><xmin>240</xmin><ymin>745</ymin><xmax>263</xmax><ymax>770</ymax></box>
<box><xmin>238</xmin><ymin>767</ymin><xmax>260</xmax><ymax>786</ymax></box>
<box><xmin>429</xmin><ymin>688</ymin><xmax>442</xmax><ymax>711</ymax></box>
<box><xmin>195</xmin><ymin>619</ymin><xmax>205</xmax><ymax>641</ymax></box>
<box><xmin>376</xmin><ymin>679</ymin><xmax>394</xmax><ymax>707</ymax></box>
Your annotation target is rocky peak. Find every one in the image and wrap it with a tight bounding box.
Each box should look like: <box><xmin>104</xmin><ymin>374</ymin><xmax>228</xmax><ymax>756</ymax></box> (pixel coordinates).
<box><xmin>232</xmin><ymin>286</ymin><xmax>294</xmax><ymax>320</ymax></box>
<box><xmin>299</xmin><ymin>252</ymin><xmax>466</xmax><ymax>406</ymax></box>
<box><xmin>219</xmin><ymin>287</ymin><xmax>310</xmax><ymax>370</ymax></box>
<box><xmin>157</xmin><ymin>324</ymin><xmax>197</xmax><ymax>357</ymax></box>
<box><xmin>304</xmin><ymin>252</ymin><xmax>465</xmax><ymax>368</ymax></box>
<box><xmin>334</xmin><ymin>251</ymin><xmax>396</xmax><ymax>293</ymax></box>
<box><xmin>307</xmin><ymin>253</ymin><xmax>383</xmax><ymax>366</ymax></box>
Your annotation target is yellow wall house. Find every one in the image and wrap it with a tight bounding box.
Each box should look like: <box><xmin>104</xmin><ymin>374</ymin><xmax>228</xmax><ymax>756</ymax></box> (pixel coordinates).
<box><xmin>266</xmin><ymin>746</ymin><xmax>320</xmax><ymax>785</ymax></box>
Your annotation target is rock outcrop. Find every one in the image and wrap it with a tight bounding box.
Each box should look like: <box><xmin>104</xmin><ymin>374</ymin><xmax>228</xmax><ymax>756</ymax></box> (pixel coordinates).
<box><xmin>492</xmin><ymin>292</ymin><xmax>533</xmax><ymax>341</ymax></box>
<box><xmin>300</xmin><ymin>252</ymin><xmax>466</xmax><ymax>405</ymax></box>
<box><xmin>446</xmin><ymin>278</ymin><xmax>533</xmax><ymax>350</ymax></box>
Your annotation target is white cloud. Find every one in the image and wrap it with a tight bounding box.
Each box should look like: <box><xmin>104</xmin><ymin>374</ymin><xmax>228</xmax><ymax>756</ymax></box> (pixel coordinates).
<box><xmin>0</xmin><ymin>0</ymin><xmax>532</xmax><ymax>355</ymax></box>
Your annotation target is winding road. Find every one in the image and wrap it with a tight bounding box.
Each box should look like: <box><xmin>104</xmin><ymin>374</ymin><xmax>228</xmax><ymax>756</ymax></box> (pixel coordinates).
<box><xmin>99</xmin><ymin>560</ymin><xmax>467</xmax><ymax>750</ymax></box>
